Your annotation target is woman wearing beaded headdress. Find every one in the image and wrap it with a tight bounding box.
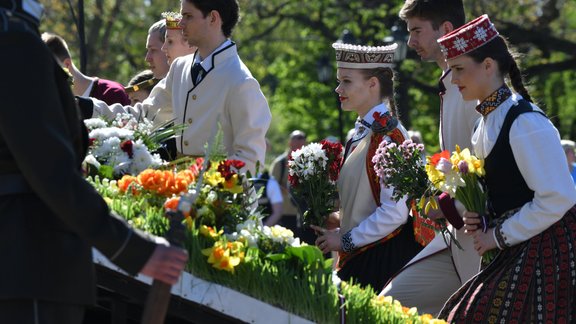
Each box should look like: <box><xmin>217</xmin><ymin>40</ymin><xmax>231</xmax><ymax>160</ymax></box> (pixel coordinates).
<box><xmin>311</xmin><ymin>43</ymin><xmax>424</xmax><ymax>292</ymax></box>
<box><xmin>161</xmin><ymin>11</ymin><xmax>197</xmax><ymax>66</ymax></box>
<box><xmin>435</xmin><ymin>15</ymin><xmax>576</xmax><ymax>322</ymax></box>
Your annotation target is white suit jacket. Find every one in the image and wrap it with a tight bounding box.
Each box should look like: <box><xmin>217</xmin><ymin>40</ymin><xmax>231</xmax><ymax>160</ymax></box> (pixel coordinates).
<box><xmin>91</xmin><ymin>42</ymin><xmax>271</xmax><ymax>174</ymax></box>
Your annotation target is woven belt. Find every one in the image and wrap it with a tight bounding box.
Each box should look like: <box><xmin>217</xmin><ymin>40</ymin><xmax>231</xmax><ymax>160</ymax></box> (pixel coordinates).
<box><xmin>0</xmin><ymin>174</ymin><xmax>32</xmax><ymax>195</ymax></box>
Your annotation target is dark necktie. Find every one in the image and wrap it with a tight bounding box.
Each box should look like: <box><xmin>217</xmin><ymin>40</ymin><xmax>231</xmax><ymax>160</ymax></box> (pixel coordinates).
<box><xmin>191</xmin><ymin>63</ymin><xmax>204</xmax><ymax>86</ymax></box>
<box><xmin>438</xmin><ymin>78</ymin><xmax>447</xmax><ymax>94</ymax></box>
<box><xmin>439</xmin><ymin>69</ymin><xmax>449</xmax><ymax>94</ymax></box>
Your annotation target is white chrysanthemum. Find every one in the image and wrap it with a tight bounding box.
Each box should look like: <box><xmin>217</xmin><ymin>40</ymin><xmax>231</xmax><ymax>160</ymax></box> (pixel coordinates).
<box><xmin>92</xmin><ymin>136</ymin><xmax>121</xmax><ymax>157</ymax></box>
<box><xmin>89</xmin><ymin>127</ymin><xmax>134</xmax><ymax>142</ymax></box>
<box><xmin>84</xmin><ymin>118</ymin><xmax>107</xmax><ymax>130</ymax></box>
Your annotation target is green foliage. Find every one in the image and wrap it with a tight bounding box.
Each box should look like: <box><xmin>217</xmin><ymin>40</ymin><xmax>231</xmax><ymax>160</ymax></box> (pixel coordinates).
<box><xmin>42</xmin><ymin>0</ymin><xmax>576</xmax><ymax>159</ymax></box>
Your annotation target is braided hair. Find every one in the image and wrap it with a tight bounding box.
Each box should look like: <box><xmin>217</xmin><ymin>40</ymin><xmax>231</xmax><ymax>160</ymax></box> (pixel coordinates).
<box><xmin>359</xmin><ymin>67</ymin><xmax>399</xmax><ymax>118</ymax></box>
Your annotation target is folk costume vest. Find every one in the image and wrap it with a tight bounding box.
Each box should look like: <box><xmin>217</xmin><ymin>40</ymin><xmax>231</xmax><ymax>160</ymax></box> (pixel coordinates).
<box><xmin>338</xmin><ymin>111</ymin><xmax>431</xmax><ymax>267</ymax></box>
<box><xmin>482</xmin><ymin>90</ymin><xmax>544</xmax><ymax>218</ymax></box>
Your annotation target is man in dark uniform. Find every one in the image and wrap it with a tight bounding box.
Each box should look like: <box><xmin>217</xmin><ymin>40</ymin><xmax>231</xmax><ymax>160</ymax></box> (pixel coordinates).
<box><xmin>0</xmin><ymin>1</ymin><xmax>187</xmax><ymax>323</ymax></box>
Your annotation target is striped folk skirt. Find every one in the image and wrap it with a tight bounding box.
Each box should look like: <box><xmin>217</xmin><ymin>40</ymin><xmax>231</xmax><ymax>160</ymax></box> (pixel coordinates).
<box><xmin>438</xmin><ymin>207</ymin><xmax>576</xmax><ymax>323</ymax></box>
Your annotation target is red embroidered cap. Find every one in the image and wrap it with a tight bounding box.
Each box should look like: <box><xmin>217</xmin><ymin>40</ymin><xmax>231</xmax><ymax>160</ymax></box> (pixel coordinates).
<box><xmin>437</xmin><ymin>14</ymin><xmax>499</xmax><ymax>60</ymax></box>
<box><xmin>333</xmin><ymin>43</ymin><xmax>397</xmax><ymax>69</ymax></box>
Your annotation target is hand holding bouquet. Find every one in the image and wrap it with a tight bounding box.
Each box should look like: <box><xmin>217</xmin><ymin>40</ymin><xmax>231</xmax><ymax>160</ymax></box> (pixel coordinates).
<box><xmin>288</xmin><ymin>140</ymin><xmax>343</xmax><ymax>228</ymax></box>
<box><xmin>426</xmin><ymin>146</ymin><xmax>493</xmax><ymax>260</ymax></box>
<box><xmin>372</xmin><ymin>139</ymin><xmax>439</xmax><ymax>246</ymax></box>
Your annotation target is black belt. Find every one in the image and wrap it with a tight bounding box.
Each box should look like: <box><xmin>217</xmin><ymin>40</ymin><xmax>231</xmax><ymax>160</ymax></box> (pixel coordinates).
<box><xmin>0</xmin><ymin>174</ymin><xmax>32</xmax><ymax>195</ymax></box>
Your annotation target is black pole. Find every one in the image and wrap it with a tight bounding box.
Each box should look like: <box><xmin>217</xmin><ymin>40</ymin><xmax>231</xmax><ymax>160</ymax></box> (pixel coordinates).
<box><xmin>78</xmin><ymin>0</ymin><xmax>87</xmax><ymax>73</ymax></box>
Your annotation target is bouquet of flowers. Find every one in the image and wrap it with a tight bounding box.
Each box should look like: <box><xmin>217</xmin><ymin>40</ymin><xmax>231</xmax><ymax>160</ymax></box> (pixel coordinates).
<box><xmin>372</xmin><ymin>139</ymin><xmax>439</xmax><ymax>246</ymax></box>
<box><xmin>288</xmin><ymin>140</ymin><xmax>343</xmax><ymax>228</ymax></box>
<box><xmin>83</xmin><ymin>113</ymin><xmax>165</xmax><ymax>178</ymax></box>
<box><xmin>426</xmin><ymin>146</ymin><xmax>489</xmax><ymax>256</ymax></box>
<box><xmin>372</xmin><ymin>139</ymin><xmax>429</xmax><ymax>203</ymax></box>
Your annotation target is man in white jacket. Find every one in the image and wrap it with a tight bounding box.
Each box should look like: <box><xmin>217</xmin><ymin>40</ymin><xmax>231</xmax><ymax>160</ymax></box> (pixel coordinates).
<box><xmin>84</xmin><ymin>0</ymin><xmax>271</xmax><ymax>174</ymax></box>
<box><xmin>380</xmin><ymin>0</ymin><xmax>481</xmax><ymax>316</ymax></box>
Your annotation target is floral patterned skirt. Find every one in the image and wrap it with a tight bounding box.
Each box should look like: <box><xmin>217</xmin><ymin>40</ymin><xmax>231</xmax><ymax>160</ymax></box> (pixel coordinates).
<box><xmin>438</xmin><ymin>206</ymin><xmax>576</xmax><ymax>323</ymax></box>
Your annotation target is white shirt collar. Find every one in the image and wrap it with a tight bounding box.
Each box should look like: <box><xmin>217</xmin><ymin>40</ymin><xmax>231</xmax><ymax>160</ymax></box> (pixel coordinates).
<box><xmin>352</xmin><ymin>103</ymin><xmax>390</xmax><ymax>140</ymax></box>
<box><xmin>194</xmin><ymin>39</ymin><xmax>233</xmax><ymax>71</ymax></box>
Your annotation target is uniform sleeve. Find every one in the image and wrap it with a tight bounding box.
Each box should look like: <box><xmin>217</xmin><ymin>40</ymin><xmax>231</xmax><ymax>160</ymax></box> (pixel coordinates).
<box><xmin>499</xmin><ymin>112</ymin><xmax>576</xmax><ymax>247</ymax></box>
<box><xmin>92</xmin><ymin>74</ymin><xmax>173</xmax><ymax>125</ymax></box>
<box><xmin>0</xmin><ymin>32</ymin><xmax>156</xmax><ymax>274</ymax></box>
<box><xmin>225</xmin><ymin>77</ymin><xmax>271</xmax><ymax>174</ymax></box>
<box><xmin>344</xmin><ymin>186</ymin><xmax>410</xmax><ymax>250</ymax></box>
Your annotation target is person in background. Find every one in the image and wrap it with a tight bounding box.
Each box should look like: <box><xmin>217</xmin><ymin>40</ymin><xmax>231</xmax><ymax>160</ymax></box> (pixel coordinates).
<box><xmin>381</xmin><ymin>0</ymin><xmax>481</xmax><ymax>315</ymax></box>
<box><xmin>81</xmin><ymin>0</ymin><xmax>271</xmax><ymax>175</ymax></box>
<box><xmin>311</xmin><ymin>42</ymin><xmax>423</xmax><ymax>292</ymax></box>
<box><xmin>124</xmin><ymin>69</ymin><xmax>159</xmax><ymax>105</ymax></box>
<box><xmin>561</xmin><ymin>139</ymin><xmax>576</xmax><ymax>184</ymax></box>
<box><xmin>146</xmin><ymin>19</ymin><xmax>170</xmax><ymax>80</ymax></box>
<box><xmin>251</xmin><ymin>139</ymin><xmax>284</xmax><ymax>227</ymax></box>
<box><xmin>269</xmin><ymin>130</ymin><xmax>312</xmax><ymax>241</ymax></box>
<box><xmin>161</xmin><ymin>11</ymin><xmax>197</xmax><ymax>66</ymax></box>
<box><xmin>0</xmin><ymin>2</ymin><xmax>188</xmax><ymax>322</ymax></box>
<box><xmin>254</xmin><ymin>170</ymin><xmax>284</xmax><ymax>227</ymax></box>
<box><xmin>436</xmin><ymin>14</ymin><xmax>576</xmax><ymax>322</ymax></box>
<box><xmin>42</xmin><ymin>32</ymin><xmax>130</xmax><ymax>106</ymax></box>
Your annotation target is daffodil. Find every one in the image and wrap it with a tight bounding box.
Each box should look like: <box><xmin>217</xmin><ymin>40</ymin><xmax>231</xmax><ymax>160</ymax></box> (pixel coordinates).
<box><xmin>202</xmin><ymin>240</ymin><xmax>244</xmax><ymax>273</ymax></box>
<box><xmin>205</xmin><ymin>172</ymin><xmax>224</xmax><ymax>187</ymax></box>
<box><xmin>223</xmin><ymin>174</ymin><xmax>243</xmax><ymax>194</ymax></box>
<box><xmin>199</xmin><ymin>225</ymin><xmax>223</xmax><ymax>239</ymax></box>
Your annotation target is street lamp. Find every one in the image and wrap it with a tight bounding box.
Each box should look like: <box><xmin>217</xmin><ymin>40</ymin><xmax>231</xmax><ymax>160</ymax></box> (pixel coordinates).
<box><xmin>383</xmin><ymin>22</ymin><xmax>408</xmax><ymax>63</ymax></box>
<box><xmin>317</xmin><ymin>29</ymin><xmax>357</xmax><ymax>144</ymax></box>
<box><xmin>384</xmin><ymin>21</ymin><xmax>410</xmax><ymax>125</ymax></box>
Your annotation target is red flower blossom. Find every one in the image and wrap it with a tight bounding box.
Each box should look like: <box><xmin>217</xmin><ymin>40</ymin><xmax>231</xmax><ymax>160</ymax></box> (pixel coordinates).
<box><xmin>429</xmin><ymin>150</ymin><xmax>450</xmax><ymax>166</ymax></box>
<box><xmin>217</xmin><ymin>159</ymin><xmax>245</xmax><ymax>180</ymax></box>
<box><xmin>320</xmin><ymin>140</ymin><xmax>343</xmax><ymax>182</ymax></box>
<box><xmin>373</xmin><ymin>111</ymin><xmax>391</xmax><ymax>126</ymax></box>
<box><xmin>120</xmin><ymin>140</ymin><xmax>134</xmax><ymax>158</ymax></box>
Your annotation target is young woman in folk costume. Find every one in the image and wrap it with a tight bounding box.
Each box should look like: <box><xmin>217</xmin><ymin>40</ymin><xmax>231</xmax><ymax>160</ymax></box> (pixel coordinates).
<box><xmin>436</xmin><ymin>15</ymin><xmax>576</xmax><ymax>322</ymax></box>
<box><xmin>311</xmin><ymin>43</ymin><xmax>425</xmax><ymax>292</ymax></box>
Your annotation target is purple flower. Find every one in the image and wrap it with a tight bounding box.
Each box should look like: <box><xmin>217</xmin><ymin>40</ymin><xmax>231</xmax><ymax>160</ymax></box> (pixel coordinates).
<box><xmin>458</xmin><ymin>160</ymin><xmax>469</xmax><ymax>174</ymax></box>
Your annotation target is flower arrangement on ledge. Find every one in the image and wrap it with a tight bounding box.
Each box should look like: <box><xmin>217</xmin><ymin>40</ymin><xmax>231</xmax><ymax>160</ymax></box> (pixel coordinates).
<box><xmin>88</xmin><ymin>154</ymin><xmax>446</xmax><ymax>323</ymax></box>
<box><xmin>83</xmin><ymin>113</ymin><xmax>183</xmax><ymax>179</ymax></box>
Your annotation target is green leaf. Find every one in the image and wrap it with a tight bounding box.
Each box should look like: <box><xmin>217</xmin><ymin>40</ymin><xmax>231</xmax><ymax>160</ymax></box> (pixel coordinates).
<box><xmin>98</xmin><ymin>165</ymin><xmax>114</xmax><ymax>179</ymax></box>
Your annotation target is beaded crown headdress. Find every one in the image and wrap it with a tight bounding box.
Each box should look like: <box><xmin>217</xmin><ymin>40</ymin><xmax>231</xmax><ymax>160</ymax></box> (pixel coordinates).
<box><xmin>332</xmin><ymin>43</ymin><xmax>397</xmax><ymax>69</ymax></box>
<box><xmin>162</xmin><ymin>11</ymin><xmax>182</xmax><ymax>30</ymax></box>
